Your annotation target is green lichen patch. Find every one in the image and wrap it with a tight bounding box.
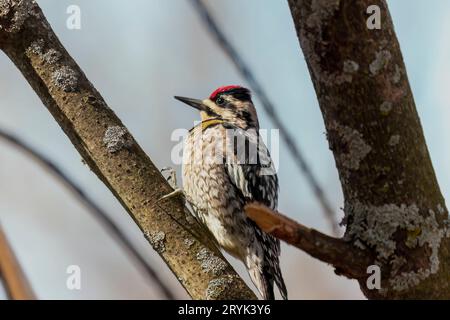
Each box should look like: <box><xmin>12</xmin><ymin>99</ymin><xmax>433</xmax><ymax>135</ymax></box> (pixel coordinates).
<box><xmin>329</xmin><ymin>121</ymin><xmax>372</xmax><ymax>171</ymax></box>
<box><xmin>103</xmin><ymin>126</ymin><xmax>133</xmax><ymax>153</ymax></box>
<box><xmin>370</xmin><ymin>50</ymin><xmax>392</xmax><ymax>76</ymax></box>
<box><xmin>343</xmin><ymin>201</ymin><xmax>450</xmax><ymax>291</ymax></box>
<box><xmin>51</xmin><ymin>66</ymin><xmax>78</xmax><ymax>92</ymax></box>
<box><xmin>205</xmin><ymin>275</ymin><xmax>236</xmax><ymax>300</ymax></box>
<box><xmin>388</xmin><ymin>135</ymin><xmax>400</xmax><ymax>147</ymax></box>
<box><xmin>196</xmin><ymin>248</ymin><xmax>227</xmax><ymax>276</ymax></box>
<box><xmin>0</xmin><ymin>0</ymin><xmax>37</xmax><ymax>34</ymax></box>
<box><xmin>27</xmin><ymin>39</ymin><xmax>61</xmax><ymax>64</ymax></box>
<box><xmin>145</xmin><ymin>231</ymin><xmax>166</xmax><ymax>254</ymax></box>
<box><xmin>184</xmin><ymin>238</ymin><xmax>194</xmax><ymax>248</ymax></box>
<box><xmin>380</xmin><ymin>101</ymin><xmax>393</xmax><ymax>116</ymax></box>
<box><xmin>343</xmin><ymin>60</ymin><xmax>359</xmax><ymax>74</ymax></box>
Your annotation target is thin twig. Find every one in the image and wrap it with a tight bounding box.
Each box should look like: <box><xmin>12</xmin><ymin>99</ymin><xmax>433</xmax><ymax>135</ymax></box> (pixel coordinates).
<box><xmin>245</xmin><ymin>203</ymin><xmax>372</xmax><ymax>279</ymax></box>
<box><xmin>0</xmin><ymin>224</ymin><xmax>35</xmax><ymax>300</ymax></box>
<box><xmin>190</xmin><ymin>0</ymin><xmax>339</xmax><ymax>234</ymax></box>
<box><xmin>0</xmin><ymin>128</ymin><xmax>175</xmax><ymax>300</ymax></box>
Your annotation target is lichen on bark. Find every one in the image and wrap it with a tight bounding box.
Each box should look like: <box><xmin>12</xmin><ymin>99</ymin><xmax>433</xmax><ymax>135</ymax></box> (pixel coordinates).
<box><xmin>289</xmin><ymin>0</ymin><xmax>450</xmax><ymax>298</ymax></box>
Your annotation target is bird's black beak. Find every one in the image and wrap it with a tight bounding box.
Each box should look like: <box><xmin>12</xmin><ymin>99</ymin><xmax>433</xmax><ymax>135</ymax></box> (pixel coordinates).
<box><xmin>174</xmin><ymin>96</ymin><xmax>208</xmax><ymax>112</ymax></box>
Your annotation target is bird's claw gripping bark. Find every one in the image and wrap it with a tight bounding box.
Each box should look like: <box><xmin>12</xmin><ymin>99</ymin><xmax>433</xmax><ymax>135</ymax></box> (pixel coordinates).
<box><xmin>161</xmin><ymin>166</ymin><xmax>178</xmax><ymax>189</ymax></box>
<box><xmin>159</xmin><ymin>167</ymin><xmax>184</xmax><ymax>201</ymax></box>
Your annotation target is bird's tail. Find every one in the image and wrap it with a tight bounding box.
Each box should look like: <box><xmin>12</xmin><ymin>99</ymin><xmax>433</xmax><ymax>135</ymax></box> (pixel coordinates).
<box><xmin>273</xmin><ymin>262</ymin><xmax>288</xmax><ymax>300</ymax></box>
<box><xmin>247</xmin><ymin>253</ymin><xmax>288</xmax><ymax>300</ymax></box>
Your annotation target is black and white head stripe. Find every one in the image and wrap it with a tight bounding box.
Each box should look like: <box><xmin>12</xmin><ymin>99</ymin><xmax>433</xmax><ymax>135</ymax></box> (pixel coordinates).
<box><xmin>221</xmin><ymin>87</ymin><xmax>252</xmax><ymax>102</ymax></box>
<box><xmin>210</xmin><ymin>86</ymin><xmax>252</xmax><ymax>102</ymax></box>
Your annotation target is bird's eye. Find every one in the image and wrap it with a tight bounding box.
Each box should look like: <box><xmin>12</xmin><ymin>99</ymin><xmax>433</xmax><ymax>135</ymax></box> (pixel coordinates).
<box><xmin>216</xmin><ymin>97</ymin><xmax>225</xmax><ymax>106</ymax></box>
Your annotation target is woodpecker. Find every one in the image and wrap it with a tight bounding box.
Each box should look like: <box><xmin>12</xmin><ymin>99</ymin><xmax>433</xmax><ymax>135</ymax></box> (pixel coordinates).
<box><xmin>174</xmin><ymin>85</ymin><xmax>287</xmax><ymax>300</ymax></box>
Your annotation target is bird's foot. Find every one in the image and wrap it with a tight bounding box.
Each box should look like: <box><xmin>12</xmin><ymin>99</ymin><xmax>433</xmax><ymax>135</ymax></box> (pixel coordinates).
<box><xmin>161</xmin><ymin>166</ymin><xmax>179</xmax><ymax>189</ymax></box>
<box><xmin>159</xmin><ymin>188</ymin><xmax>184</xmax><ymax>201</ymax></box>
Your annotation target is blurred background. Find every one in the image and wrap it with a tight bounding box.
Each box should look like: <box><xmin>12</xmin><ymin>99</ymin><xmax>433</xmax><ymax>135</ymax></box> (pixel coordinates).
<box><xmin>0</xmin><ymin>0</ymin><xmax>449</xmax><ymax>299</ymax></box>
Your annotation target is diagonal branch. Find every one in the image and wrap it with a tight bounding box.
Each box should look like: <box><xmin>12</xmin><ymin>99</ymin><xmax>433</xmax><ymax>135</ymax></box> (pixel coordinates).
<box><xmin>0</xmin><ymin>128</ymin><xmax>175</xmax><ymax>300</ymax></box>
<box><xmin>0</xmin><ymin>0</ymin><xmax>255</xmax><ymax>300</ymax></box>
<box><xmin>287</xmin><ymin>0</ymin><xmax>450</xmax><ymax>299</ymax></box>
<box><xmin>189</xmin><ymin>0</ymin><xmax>339</xmax><ymax>235</ymax></box>
<box><xmin>245</xmin><ymin>203</ymin><xmax>372</xmax><ymax>279</ymax></box>
<box><xmin>0</xmin><ymin>225</ymin><xmax>35</xmax><ymax>300</ymax></box>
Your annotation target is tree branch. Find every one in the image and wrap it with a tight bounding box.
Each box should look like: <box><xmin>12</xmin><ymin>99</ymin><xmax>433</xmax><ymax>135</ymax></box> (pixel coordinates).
<box><xmin>288</xmin><ymin>0</ymin><xmax>450</xmax><ymax>298</ymax></box>
<box><xmin>0</xmin><ymin>225</ymin><xmax>35</xmax><ymax>300</ymax></box>
<box><xmin>245</xmin><ymin>203</ymin><xmax>372</xmax><ymax>279</ymax></box>
<box><xmin>0</xmin><ymin>128</ymin><xmax>175</xmax><ymax>300</ymax></box>
<box><xmin>0</xmin><ymin>0</ymin><xmax>255</xmax><ymax>300</ymax></box>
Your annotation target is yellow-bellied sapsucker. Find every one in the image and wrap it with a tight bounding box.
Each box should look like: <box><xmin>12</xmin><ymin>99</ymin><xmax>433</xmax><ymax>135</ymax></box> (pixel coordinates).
<box><xmin>174</xmin><ymin>85</ymin><xmax>287</xmax><ymax>300</ymax></box>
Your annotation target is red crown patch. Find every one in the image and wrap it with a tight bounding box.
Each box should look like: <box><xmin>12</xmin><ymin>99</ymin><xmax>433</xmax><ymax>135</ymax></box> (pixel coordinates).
<box><xmin>209</xmin><ymin>85</ymin><xmax>242</xmax><ymax>100</ymax></box>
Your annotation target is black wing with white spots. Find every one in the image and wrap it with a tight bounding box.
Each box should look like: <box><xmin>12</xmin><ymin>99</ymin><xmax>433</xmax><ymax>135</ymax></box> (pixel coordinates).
<box><xmin>223</xmin><ymin>125</ymin><xmax>287</xmax><ymax>300</ymax></box>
